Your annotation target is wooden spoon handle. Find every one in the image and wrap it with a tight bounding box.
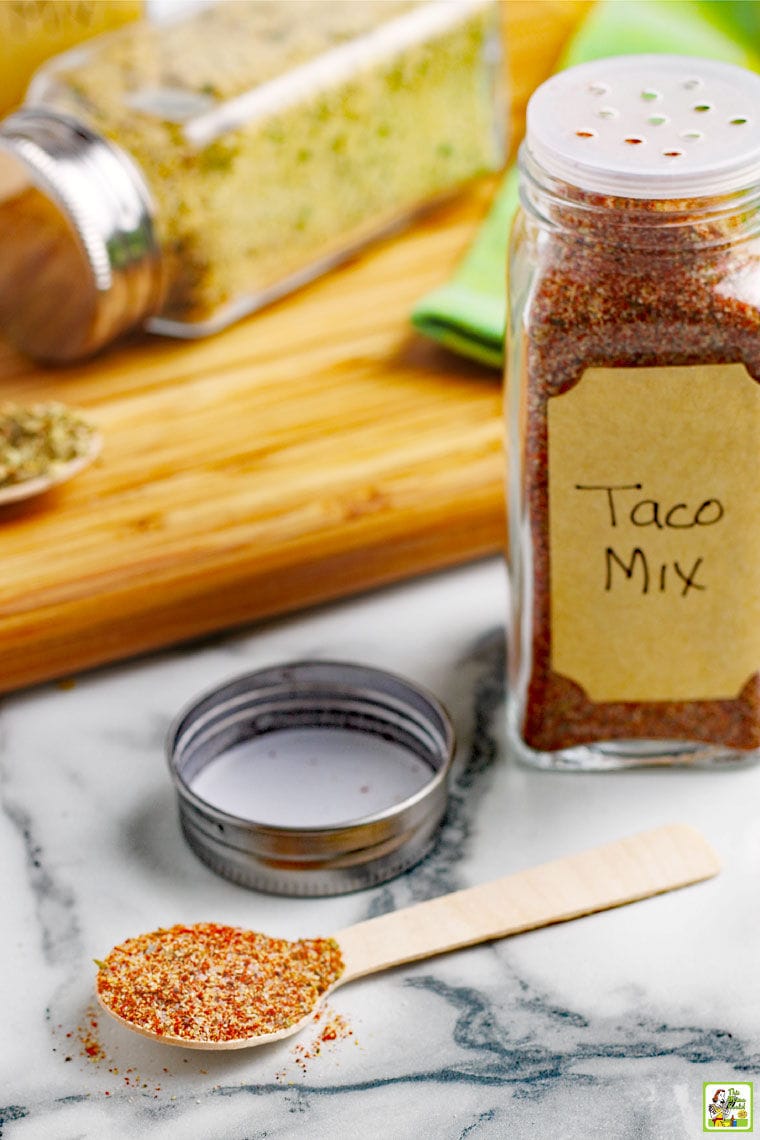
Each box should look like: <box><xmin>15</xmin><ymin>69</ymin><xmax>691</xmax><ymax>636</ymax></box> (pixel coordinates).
<box><xmin>335</xmin><ymin>824</ymin><xmax>719</xmax><ymax>984</ymax></box>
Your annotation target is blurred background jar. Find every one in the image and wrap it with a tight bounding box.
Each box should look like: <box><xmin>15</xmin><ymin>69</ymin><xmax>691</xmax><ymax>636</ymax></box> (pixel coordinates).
<box><xmin>0</xmin><ymin>0</ymin><xmax>142</xmax><ymax>117</ymax></box>
<box><xmin>0</xmin><ymin>0</ymin><xmax>506</xmax><ymax>362</ymax></box>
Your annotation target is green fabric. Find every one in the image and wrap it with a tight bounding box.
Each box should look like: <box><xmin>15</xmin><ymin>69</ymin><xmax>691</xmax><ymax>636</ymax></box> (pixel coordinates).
<box><xmin>410</xmin><ymin>0</ymin><xmax>760</xmax><ymax>369</ymax></box>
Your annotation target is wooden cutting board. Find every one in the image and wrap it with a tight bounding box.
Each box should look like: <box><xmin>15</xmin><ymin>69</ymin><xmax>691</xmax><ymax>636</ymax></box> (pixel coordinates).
<box><xmin>0</xmin><ymin>1</ymin><xmax>589</xmax><ymax>694</ymax></box>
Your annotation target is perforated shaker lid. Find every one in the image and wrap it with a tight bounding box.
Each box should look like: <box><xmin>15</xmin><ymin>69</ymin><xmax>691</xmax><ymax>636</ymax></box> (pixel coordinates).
<box><xmin>525</xmin><ymin>55</ymin><xmax>760</xmax><ymax>199</ymax></box>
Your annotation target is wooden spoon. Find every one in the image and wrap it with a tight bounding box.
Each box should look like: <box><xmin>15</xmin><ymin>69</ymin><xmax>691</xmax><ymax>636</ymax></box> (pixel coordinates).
<box><xmin>96</xmin><ymin>823</ymin><xmax>719</xmax><ymax>1050</ymax></box>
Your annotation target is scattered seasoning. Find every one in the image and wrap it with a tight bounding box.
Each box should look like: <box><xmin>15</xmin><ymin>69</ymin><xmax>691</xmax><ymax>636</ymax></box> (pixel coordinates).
<box><xmin>0</xmin><ymin>402</ymin><xmax>96</xmax><ymax>489</ymax></box>
<box><xmin>79</xmin><ymin>1012</ymin><xmax>107</xmax><ymax>1063</ymax></box>
<box><xmin>276</xmin><ymin>1004</ymin><xmax>355</xmax><ymax>1081</ymax></box>
<box><xmin>96</xmin><ymin>923</ymin><xmax>344</xmax><ymax>1044</ymax></box>
<box><xmin>52</xmin><ymin>1005</ymin><xmax>230</xmax><ymax>1099</ymax></box>
<box><xmin>508</xmin><ymin>57</ymin><xmax>760</xmax><ymax>761</ymax></box>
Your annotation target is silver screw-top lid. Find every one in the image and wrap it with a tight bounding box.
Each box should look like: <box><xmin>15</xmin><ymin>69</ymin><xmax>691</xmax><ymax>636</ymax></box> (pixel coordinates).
<box><xmin>167</xmin><ymin>661</ymin><xmax>456</xmax><ymax>897</ymax></box>
<box><xmin>525</xmin><ymin>55</ymin><xmax>760</xmax><ymax>199</ymax></box>
<box><xmin>0</xmin><ymin>109</ymin><xmax>162</xmax><ymax>362</ymax></box>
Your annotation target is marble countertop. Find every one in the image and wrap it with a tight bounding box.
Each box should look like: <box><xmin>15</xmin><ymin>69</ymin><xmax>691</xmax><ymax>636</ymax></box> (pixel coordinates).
<box><xmin>2</xmin><ymin>557</ymin><xmax>758</xmax><ymax>1140</ymax></box>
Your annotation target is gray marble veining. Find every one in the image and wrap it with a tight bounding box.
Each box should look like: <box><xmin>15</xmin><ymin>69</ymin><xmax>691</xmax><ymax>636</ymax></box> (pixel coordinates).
<box><xmin>1</xmin><ymin>559</ymin><xmax>757</xmax><ymax>1140</ymax></box>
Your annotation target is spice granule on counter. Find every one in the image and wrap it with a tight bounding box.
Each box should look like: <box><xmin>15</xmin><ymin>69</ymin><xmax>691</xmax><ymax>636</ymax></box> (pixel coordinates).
<box><xmin>275</xmin><ymin>1004</ymin><xmax>355</xmax><ymax>1081</ymax></box>
<box><xmin>0</xmin><ymin>402</ymin><xmax>96</xmax><ymax>488</ymax></box>
<box><xmin>79</xmin><ymin>1012</ymin><xmax>107</xmax><ymax>1063</ymax></box>
<box><xmin>292</xmin><ymin>1006</ymin><xmax>354</xmax><ymax>1074</ymax></box>
<box><xmin>96</xmin><ymin>923</ymin><xmax>344</xmax><ymax>1043</ymax></box>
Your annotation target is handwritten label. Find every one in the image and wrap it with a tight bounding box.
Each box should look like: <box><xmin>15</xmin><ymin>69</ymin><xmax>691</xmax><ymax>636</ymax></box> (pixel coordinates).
<box><xmin>547</xmin><ymin>364</ymin><xmax>760</xmax><ymax>702</ymax></box>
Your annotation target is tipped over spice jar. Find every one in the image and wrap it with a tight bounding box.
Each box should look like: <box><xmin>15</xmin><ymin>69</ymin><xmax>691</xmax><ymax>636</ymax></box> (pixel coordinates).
<box><xmin>506</xmin><ymin>55</ymin><xmax>760</xmax><ymax>770</ymax></box>
<box><xmin>0</xmin><ymin>0</ymin><xmax>504</xmax><ymax>362</ymax></box>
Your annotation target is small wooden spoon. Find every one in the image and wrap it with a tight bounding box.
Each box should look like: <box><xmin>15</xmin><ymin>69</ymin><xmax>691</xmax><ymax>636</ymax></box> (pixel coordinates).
<box><xmin>0</xmin><ymin>431</ymin><xmax>101</xmax><ymax>505</ymax></box>
<box><xmin>96</xmin><ymin>823</ymin><xmax>719</xmax><ymax>1050</ymax></box>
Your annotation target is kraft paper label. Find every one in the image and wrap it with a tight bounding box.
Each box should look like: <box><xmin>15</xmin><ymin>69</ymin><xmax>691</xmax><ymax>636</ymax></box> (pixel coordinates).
<box><xmin>547</xmin><ymin>363</ymin><xmax>760</xmax><ymax>702</ymax></box>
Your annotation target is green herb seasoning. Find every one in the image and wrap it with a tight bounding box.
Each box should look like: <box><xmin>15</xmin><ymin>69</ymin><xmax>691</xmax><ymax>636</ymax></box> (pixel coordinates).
<box><xmin>0</xmin><ymin>402</ymin><xmax>96</xmax><ymax>488</ymax></box>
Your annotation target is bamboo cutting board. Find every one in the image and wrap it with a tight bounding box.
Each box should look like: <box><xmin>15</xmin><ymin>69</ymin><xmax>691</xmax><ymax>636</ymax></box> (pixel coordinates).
<box><xmin>0</xmin><ymin>2</ymin><xmax>589</xmax><ymax>694</ymax></box>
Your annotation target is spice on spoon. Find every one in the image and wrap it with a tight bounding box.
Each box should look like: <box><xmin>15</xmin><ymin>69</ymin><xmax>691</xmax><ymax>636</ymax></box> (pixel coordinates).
<box><xmin>94</xmin><ymin>826</ymin><xmax>719</xmax><ymax>1051</ymax></box>
<box><xmin>0</xmin><ymin>401</ymin><xmax>97</xmax><ymax>490</ymax></box>
<box><xmin>95</xmin><ymin>923</ymin><xmax>344</xmax><ymax>1045</ymax></box>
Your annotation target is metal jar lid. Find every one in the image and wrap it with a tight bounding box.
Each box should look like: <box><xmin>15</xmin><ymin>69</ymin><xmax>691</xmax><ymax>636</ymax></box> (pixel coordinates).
<box><xmin>0</xmin><ymin>109</ymin><xmax>162</xmax><ymax>361</ymax></box>
<box><xmin>167</xmin><ymin>661</ymin><xmax>455</xmax><ymax>897</ymax></box>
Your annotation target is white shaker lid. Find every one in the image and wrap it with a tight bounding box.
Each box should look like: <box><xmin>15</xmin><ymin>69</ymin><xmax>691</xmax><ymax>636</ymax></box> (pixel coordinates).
<box><xmin>525</xmin><ymin>54</ymin><xmax>760</xmax><ymax>198</ymax></box>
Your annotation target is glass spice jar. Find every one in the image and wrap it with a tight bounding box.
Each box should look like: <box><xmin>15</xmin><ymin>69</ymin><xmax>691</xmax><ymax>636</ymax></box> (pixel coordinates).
<box><xmin>0</xmin><ymin>0</ymin><xmax>504</xmax><ymax>362</ymax></box>
<box><xmin>506</xmin><ymin>54</ymin><xmax>760</xmax><ymax>771</ymax></box>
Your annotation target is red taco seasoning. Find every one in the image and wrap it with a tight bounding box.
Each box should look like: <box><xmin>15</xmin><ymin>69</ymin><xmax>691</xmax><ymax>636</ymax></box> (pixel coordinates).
<box><xmin>96</xmin><ymin>923</ymin><xmax>344</xmax><ymax>1045</ymax></box>
<box><xmin>506</xmin><ymin>55</ymin><xmax>760</xmax><ymax>770</ymax></box>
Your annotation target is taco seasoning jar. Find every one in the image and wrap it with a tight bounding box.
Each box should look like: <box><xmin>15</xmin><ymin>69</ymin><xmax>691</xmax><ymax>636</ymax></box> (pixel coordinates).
<box><xmin>506</xmin><ymin>55</ymin><xmax>760</xmax><ymax>770</ymax></box>
<box><xmin>0</xmin><ymin>0</ymin><xmax>504</xmax><ymax>362</ymax></box>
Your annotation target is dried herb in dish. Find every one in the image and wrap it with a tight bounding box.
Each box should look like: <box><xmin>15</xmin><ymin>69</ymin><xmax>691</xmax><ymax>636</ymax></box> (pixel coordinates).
<box><xmin>0</xmin><ymin>402</ymin><xmax>96</xmax><ymax>489</ymax></box>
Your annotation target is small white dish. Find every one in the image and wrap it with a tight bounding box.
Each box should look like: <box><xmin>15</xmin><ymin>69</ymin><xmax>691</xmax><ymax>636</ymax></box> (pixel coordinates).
<box><xmin>0</xmin><ymin>430</ymin><xmax>102</xmax><ymax>505</ymax></box>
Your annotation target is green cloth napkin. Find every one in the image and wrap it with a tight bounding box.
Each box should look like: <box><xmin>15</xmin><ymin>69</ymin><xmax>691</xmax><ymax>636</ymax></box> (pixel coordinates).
<box><xmin>411</xmin><ymin>0</ymin><xmax>760</xmax><ymax>369</ymax></box>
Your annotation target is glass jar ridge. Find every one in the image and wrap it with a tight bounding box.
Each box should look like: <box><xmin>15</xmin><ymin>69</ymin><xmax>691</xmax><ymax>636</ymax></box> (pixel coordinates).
<box><xmin>506</xmin><ymin>54</ymin><xmax>760</xmax><ymax>771</ymax></box>
<box><xmin>517</xmin><ymin>144</ymin><xmax>760</xmax><ymax>248</ymax></box>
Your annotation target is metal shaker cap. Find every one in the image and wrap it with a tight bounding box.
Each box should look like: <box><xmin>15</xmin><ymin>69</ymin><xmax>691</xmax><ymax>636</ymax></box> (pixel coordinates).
<box><xmin>167</xmin><ymin>661</ymin><xmax>456</xmax><ymax>897</ymax></box>
<box><xmin>0</xmin><ymin>109</ymin><xmax>162</xmax><ymax>361</ymax></box>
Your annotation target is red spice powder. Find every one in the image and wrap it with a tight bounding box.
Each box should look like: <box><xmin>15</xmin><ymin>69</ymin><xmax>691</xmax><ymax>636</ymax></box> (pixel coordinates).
<box><xmin>277</xmin><ymin>1004</ymin><xmax>354</xmax><ymax>1080</ymax></box>
<box><xmin>315</xmin><ymin>1008</ymin><xmax>352</xmax><ymax>1046</ymax></box>
<box><xmin>96</xmin><ymin>923</ymin><xmax>344</xmax><ymax>1044</ymax></box>
<box><xmin>79</xmin><ymin>1013</ymin><xmax>106</xmax><ymax>1063</ymax></box>
<box><xmin>53</xmin><ymin>1008</ymin><xmax>183</xmax><ymax>1099</ymax></box>
<box><xmin>514</xmin><ymin>185</ymin><xmax>760</xmax><ymax>752</ymax></box>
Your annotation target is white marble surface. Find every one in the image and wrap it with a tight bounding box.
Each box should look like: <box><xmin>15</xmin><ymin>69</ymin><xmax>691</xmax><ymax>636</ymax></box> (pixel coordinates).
<box><xmin>1</xmin><ymin>557</ymin><xmax>758</xmax><ymax>1139</ymax></box>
